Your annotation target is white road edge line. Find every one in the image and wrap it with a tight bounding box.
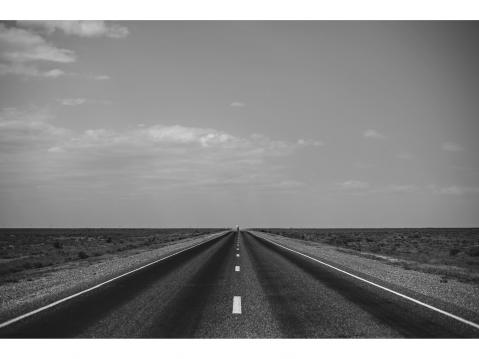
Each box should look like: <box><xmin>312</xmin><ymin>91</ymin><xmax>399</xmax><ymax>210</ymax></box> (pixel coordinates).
<box><xmin>232</xmin><ymin>296</ymin><xmax>242</xmax><ymax>314</ymax></box>
<box><xmin>251</xmin><ymin>232</ymin><xmax>479</xmax><ymax>331</ymax></box>
<box><xmin>235</xmin><ymin>265</ymin><xmax>240</xmax><ymax>272</ymax></box>
<box><xmin>0</xmin><ymin>231</ymin><xmax>230</xmax><ymax>330</ymax></box>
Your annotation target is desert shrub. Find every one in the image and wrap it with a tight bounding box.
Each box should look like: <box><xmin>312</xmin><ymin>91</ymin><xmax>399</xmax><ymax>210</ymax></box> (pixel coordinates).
<box><xmin>53</xmin><ymin>241</ymin><xmax>63</xmax><ymax>249</ymax></box>
<box><xmin>106</xmin><ymin>237</ymin><xmax>113</xmax><ymax>243</ymax></box>
<box><xmin>466</xmin><ymin>246</ymin><xmax>479</xmax><ymax>257</ymax></box>
<box><xmin>78</xmin><ymin>251</ymin><xmax>89</xmax><ymax>259</ymax></box>
<box><xmin>449</xmin><ymin>248</ymin><xmax>460</xmax><ymax>256</ymax></box>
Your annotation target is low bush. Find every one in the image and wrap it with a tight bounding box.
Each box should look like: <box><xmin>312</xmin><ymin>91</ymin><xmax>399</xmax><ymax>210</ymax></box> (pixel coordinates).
<box><xmin>449</xmin><ymin>248</ymin><xmax>460</xmax><ymax>256</ymax></box>
<box><xmin>466</xmin><ymin>246</ymin><xmax>479</xmax><ymax>257</ymax></box>
<box><xmin>78</xmin><ymin>251</ymin><xmax>89</xmax><ymax>259</ymax></box>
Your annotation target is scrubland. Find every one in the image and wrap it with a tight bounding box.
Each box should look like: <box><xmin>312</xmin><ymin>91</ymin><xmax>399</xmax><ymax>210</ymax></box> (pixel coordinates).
<box><xmin>256</xmin><ymin>228</ymin><xmax>479</xmax><ymax>284</ymax></box>
<box><xmin>0</xmin><ymin>228</ymin><xmax>221</xmax><ymax>284</ymax></box>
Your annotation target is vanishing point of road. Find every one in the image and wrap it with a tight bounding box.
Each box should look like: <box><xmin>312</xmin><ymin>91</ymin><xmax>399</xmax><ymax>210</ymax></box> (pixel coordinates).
<box><xmin>1</xmin><ymin>230</ymin><xmax>479</xmax><ymax>338</ymax></box>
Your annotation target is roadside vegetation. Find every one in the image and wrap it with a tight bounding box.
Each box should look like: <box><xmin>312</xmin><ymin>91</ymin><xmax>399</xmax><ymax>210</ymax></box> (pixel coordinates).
<box><xmin>0</xmin><ymin>228</ymin><xmax>222</xmax><ymax>284</ymax></box>
<box><xmin>256</xmin><ymin>228</ymin><xmax>479</xmax><ymax>284</ymax></box>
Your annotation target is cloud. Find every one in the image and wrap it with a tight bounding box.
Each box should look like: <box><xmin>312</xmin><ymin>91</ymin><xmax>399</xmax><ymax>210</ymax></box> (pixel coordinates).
<box><xmin>0</xmin><ymin>23</ymin><xmax>76</xmax><ymax>79</ymax></box>
<box><xmin>230</xmin><ymin>101</ymin><xmax>245</xmax><ymax>108</ymax></box>
<box><xmin>17</xmin><ymin>21</ymin><xmax>129</xmax><ymax>39</ymax></box>
<box><xmin>363</xmin><ymin>129</ymin><xmax>386</xmax><ymax>140</ymax></box>
<box><xmin>336</xmin><ymin>181</ymin><xmax>419</xmax><ymax>194</ymax></box>
<box><xmin>58</xmin><ymin>98</ymin><xmax>87</xmax><ymax>106</ymax></box>
<box><xmin>0</xmin><ymin>63</ymin><xmax>66</xmax><ymax>78</ymax></box>
<box><xmin>0</xmin><ymin>108</ymin><xmax>69</xmax><ymax>153</ymax></box>
<box><xmin>0</xmin><ymin>23</ymin><xmax>114</xmax><ymax>80</ymax></box>
<box><xmin>0</xmin><ymin>24</ymin><xmax>75</xmax><ymax>63</ymax></box>
<box><xmin>429</xmin><ymin>185</ymin><xmax>479</xmax><ymax>196</ymax></box>
<box><xmin>0</xmin><ymin>107</ymin><xmax>318</xmax><ymax>195</ymax></box>
<box><xmin>353</xmin><ymin>161</ymin><xmax>374</xmax><ymax>169</ymax></box>
<box><xmin>57</xmin><ymin>98</ymin><xmax>111</xmax><ymax>106</ymax></box>
<box><xmin>297</xmin><ymin>139</ymin><xmax>324</xmax><ymax>147</ymax></box>
<box><xmin>379</xmin><ymin>184</ymin><xmax>418</xmax><ymax>193</ymax></box>
<box><xmin>337</xmin><ymin>180</ymin><xmax>370</xmax><ymax>190</ymax></box>
<box><xmin>92</xmin><ymin>74</ymin><xmax>110</xmax><ymax>81</ymax></box>
<box><xmin>336</xmin><ymin>182</ymin><xmax>479</xmax><ymax>196</ymax></box>
<box><xmin>396</xmin><ymin>152</ymin><xmax>414</xmax><ymax>160</ymax></box>
<box><xmin>442</xmin><ymin>142</ymin><xmax>464</xmax><ymax>152</ymax></box>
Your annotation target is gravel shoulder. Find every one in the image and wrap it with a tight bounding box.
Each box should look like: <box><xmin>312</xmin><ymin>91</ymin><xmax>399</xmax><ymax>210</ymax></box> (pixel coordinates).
<box><xmin>249</xmin><ymin>230</ymin><xmax>479</xmax><ymax>321</ymax></box>
<box><xmin>0</xmin><ymin>231</ymin><xmax>229</xmax><ymax>323</ymax></box>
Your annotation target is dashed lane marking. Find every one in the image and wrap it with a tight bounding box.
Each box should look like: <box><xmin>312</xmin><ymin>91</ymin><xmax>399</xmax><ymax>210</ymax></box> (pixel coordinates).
<box><xmin>233</xmin><ymin>296</ymin><xmax>242</xmax><ymax>314</ymax></box>
<box><xmin>235</xmin><ymin>265</ymin><xmax>240</xmax><ymax>272</ymax></box>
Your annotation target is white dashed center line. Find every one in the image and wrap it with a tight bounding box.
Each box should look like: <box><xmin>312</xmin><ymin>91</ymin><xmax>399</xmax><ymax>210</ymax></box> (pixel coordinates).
<box><xmin>232</xmin><ymin>296</ymin><xmax>242</xmax><ymax>314</ymax></box>
<box><xmin>235</xmin><ymin>265</ymin><xmax>240</xmax><ymax>272</ymax></box>
<box><xmin>236</xmin><ymin>253</ymin><xmax>240</xmax><ymax>257</ymax></box>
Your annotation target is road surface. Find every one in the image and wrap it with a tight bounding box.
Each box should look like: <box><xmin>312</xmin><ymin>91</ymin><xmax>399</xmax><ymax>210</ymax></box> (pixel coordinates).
<box><xmin>1</xmin><ymin>230</ymin><xmax>478</xmax><ymax>338</ymax></box>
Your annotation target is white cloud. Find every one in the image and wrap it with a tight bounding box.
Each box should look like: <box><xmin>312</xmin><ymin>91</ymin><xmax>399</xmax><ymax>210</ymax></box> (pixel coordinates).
<box><xmin>44</xmin><ymin>69</ymin><xmax>66</xmax><ymax>78</ymax></box>
<box><xmin>380</xmin><ymin>184</ymin><xmax>418</xmax><ymax>193</ymax></box>
<box><xmin>396</xmin><ymin>152</ymin><xmax>413</xmax><ymax>160</ymax></box>
<box><xmin>442</xmin><ymin>142</ymin><xmax>464</xmax><ymax>152</ymax></box>
<box><xmin>353</xmin><ymin>161</ymin><xmax>374</xmax><ymax>169</ymax></box>
<box><xmin>92</xmin><ymin>74</ymin><xmax>110</xmax><ymax>81</ymax></box>
<box><xmin>0</xmin><ymin>107</ymin><xmax>318</xmax><ymax>194</ymax></box>
<box><xmin>58</xmin><ymin>98</ymin><xmax>87</xmax><ymax>106</ymax></box>
<box><xmin>0</xmin><ymin>24</ymin><xmax>75</xmax><ymax>63</ymax></box>
<box><xmin>429</xmin><ymin>185</ymin><xmax>479</xmax><ymax>196</ymax></box>
<box><xmin>0</xmin><ymin>108</ymin><xmax>69</xmax><ymax>153</ymax></box>
<box><xmin>145</xmin><ymin>125</ymin><xmax>236</xmax><ymax>147</ymax></box>
<box><xmin>0</xmin><ymin>63</ymin><xmax>66</xmax><ymax>78</ymax></box>
<box><xmin>17</xmin><ymin>21</ymin><xmax>129</xmax><ymax>39</ymax></box>
<box><xmin>0</xmin><ymin>23</ymin><xmax>76</xmax><ymax>79</ymax></box>
<box><xmin>230</xmin><ymin>101</ymin><xmax>245</xmax><ymax>108</ymax></box>
<box><xmin>337</xmin><ymin>181</ymin><xmax>419</xmax><ymax>194</ymax></box>
<box><xmin>0</xmin><ymin>23</ymin><xmax>114</xmax><ymax>80</ymax></box>
<box><xmin>297</xmin><ymin>139</ymin><xmax>324</xmax><ymax>147</ymax></box>
<box><xmin>363</xmin><ymin>129</ymin><xmax>386</xmax><ymax>140</ymax></box>
<box><xmin>337</xmin><ymin>180</ymin><xmax>370</xmax><ymax>190</ymax></box>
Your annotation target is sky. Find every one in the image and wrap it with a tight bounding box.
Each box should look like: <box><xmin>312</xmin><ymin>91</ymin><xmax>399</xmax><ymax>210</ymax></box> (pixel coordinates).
<box><xmin>0</xmin><ymin>21</ymin><xmax>478</xmax><ymax>228</ymax></box>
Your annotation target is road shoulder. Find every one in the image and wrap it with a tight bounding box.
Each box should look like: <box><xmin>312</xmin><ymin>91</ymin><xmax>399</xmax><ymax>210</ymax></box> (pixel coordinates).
<box><xmin>248</xmin><ymin>230</ymin><xmax>479</xmax><ymax>321</ymax></box>
<box><xmin>0</xmin><ymin>231</ymin><xmax>228</xmax><ymax>323</ymax></box>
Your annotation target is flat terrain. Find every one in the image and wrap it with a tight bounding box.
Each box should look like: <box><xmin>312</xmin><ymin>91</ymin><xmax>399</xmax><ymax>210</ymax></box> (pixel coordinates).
<box><xmin>255</xmin><ymin>228</ymin><xmax>479</xmax><ymax>284</ymax></box>
<box><xmin>0</xmin><ymin>228</ymin><xmax>221</xmax><ymax>284</ymax></box>
<box><xmin>1</xmin><ymin>230</ymin><xmax>478</xmax><ymax>338</ymax></box>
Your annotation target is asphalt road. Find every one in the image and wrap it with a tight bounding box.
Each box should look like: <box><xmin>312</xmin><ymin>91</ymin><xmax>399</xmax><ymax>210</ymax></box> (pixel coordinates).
<box><xmin>1</xmin><ymin>230</ymin><xmax>478</xmax><ymax>338</ymax></box>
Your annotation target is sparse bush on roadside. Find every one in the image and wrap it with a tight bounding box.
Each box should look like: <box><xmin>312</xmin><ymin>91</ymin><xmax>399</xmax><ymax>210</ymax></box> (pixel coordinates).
<box><xmin>78</xmin><ymin>251</ymin><xmax>89</xmax><ymax>259</ymax></box>
<box><xmin>466</xmin><ymin>246</ymin><xmax>479</xmax><ymax>257</ymax></box>
<box><xmin>53</xmin><ymin>241</ymin><xmax>63</xmax><ymax>249</ymax></box>
<box><xmin>449</xmin><ymin>248</ymin><xmax>460</xmax><ymax>256</ymax></box>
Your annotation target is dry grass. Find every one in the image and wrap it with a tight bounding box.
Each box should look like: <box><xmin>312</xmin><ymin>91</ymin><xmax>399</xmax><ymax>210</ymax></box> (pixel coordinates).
<box><xmin>0</xmin><ymin>228</ymin><xmax>222</xmax><ymax>283</ymax></box>
<box><xmin>256</xmin><ymin>228</ymin><xmax>479</xmax><ymax>284</ymax></box>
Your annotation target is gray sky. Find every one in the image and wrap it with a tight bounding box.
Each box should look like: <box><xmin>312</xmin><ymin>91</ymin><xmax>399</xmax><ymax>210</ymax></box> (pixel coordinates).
<box><xmin>1</xmin><ymin>21</ymin><xmax>478</xmax><ymax>227</ymax></box>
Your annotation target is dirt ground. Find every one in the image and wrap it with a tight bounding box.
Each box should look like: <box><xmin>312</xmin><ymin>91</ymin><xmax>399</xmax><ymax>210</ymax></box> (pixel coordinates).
<box><xmin>0</xmin><ymin>228</ymin><xmax>223</xmax><ymax>284</ymax></box>
<box><xmin>254</xmin><ymin>228</ymin><xmax>479</xmax><ymax>284</ymax></box>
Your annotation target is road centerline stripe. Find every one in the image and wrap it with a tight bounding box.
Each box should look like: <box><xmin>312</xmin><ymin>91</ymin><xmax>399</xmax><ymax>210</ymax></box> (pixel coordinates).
<box><xmin>235</xmin><ymin>265</ymin><xmax>240</xmax><ymax>272</ymax></box>
<box><xmin>232</xmin><ymin>296</ymin><xmax>242</xmax><ymax>314</ymax></box>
